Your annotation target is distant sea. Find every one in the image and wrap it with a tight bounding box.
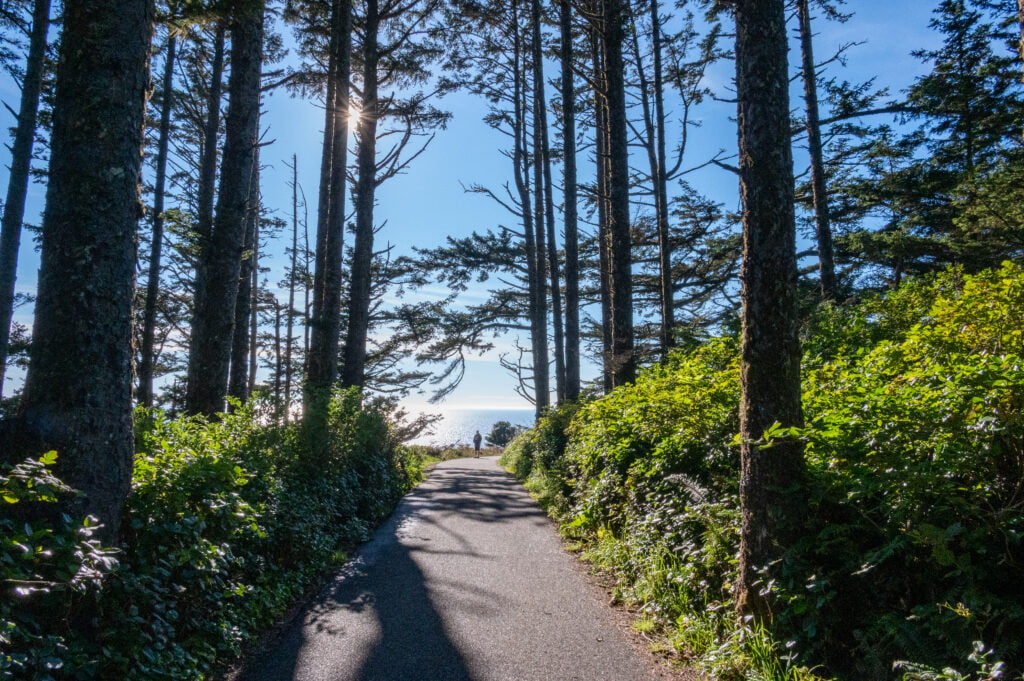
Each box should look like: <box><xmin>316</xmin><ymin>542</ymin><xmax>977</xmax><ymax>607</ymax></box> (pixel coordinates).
<box><xmin>407</xmin><ymin>408</ymin><xmax>536</xmax><ymax>447</ymax></box>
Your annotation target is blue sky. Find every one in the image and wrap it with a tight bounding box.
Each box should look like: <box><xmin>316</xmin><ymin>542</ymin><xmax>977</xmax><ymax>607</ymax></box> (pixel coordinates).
<box><xmin>0</xmin><ymin>1</ymin><xmax>942</xmax><ymax>413</ymax></box>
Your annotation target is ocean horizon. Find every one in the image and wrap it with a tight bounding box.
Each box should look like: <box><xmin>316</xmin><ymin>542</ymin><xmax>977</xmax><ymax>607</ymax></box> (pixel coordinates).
<box><xmin>405</xmin><ymin>407</ymin><xmax>536</xmax><ymax>446</ymax></box>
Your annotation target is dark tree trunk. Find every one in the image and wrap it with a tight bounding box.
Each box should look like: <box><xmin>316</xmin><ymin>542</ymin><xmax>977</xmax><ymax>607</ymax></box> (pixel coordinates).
<box><xmin>531</xmin><ymin>0</ymin><xmax>565</xmax><ymax>405</ymax></box>
<box><xmin>228</xmin><ymin>140</ymin><xmax>260</xmax><ymax>404</ymax></box>
<box><xmin>530</xmin><ymin>53</ymin><xmax>550</xmax><ymax>413</ymax></box>
<box><xmin>558</xmin><ymin>0</ymin><xmax>580</xmax><ymax>401</ymax></box>
<box><xmin>601</xmin><ymin>0</ymin><xmax>635</xmax><ymax>387</ymax></box>
<box><xmin>0</xmin><ymin>0</ymin><xmax>50</xmax><ymax>399</ymax></box>
<box><xmin>273</xmin><ymin>298</ymin><xmax>282</xmax><ymax>412</ymax></box>
<box><xmin>734</xmin><ymin>0</ymin><xmax>806</xmax><ymax>620</ymax></box>
<box><xmin>4</xmin><ymin>0</ymin><xmax>154</xmax><ymax>543</ymax></box>
<box><xmin>650</xmin><ymin>0</ymin><xmax>673</xmax><ymax>355</ymax></box>
<box><xmin>340</xmin><ymin>0</ymin><xmax>378</xmax><ymax>389</ymax></box>
<box><xmin>308</xmin><ymin>0</ymin><xmax>352</xmax><ymax>418</ymax></box>
<box><xmin>247</xmin><ymin>216</ymin><xmax>260</xmax><ymax>392</ymax></box>
<box><xmin>312</xmin><ymin>2</ymin><xmax>338</xmax><ymax>333</ymax></box>
<box><xmin>629</xmin><ymin>7</ymin><xmax>673</xmax><ymax>358</ymax></box>
<box><xmin>186</xmin><ymin>1</ymin><xmax>264</xmax><ymax>416</ymax></box>
<box><xmin>284</xmin><ymin>154</ymin><xmax>299</xmax><ymax>419</ymax></box>
<box><xmin>796</xmin><ymin>0</ymin><xmax>837</xmax><ymax>301</ymax></box>
<box><xmin>512</xmin><ymin>0</ymin><xmax>548</xmax><ymax>417</ymax></box>
<box><xmin>138</xmin><ymin>33</ymin><xmax>177</xmax><ymax>408</ymax></box>
<box><xmin>194</xmin><ymin>21</ymin><xmax>227</xmax><ymax>298</ymax></box>
<box><xmin>591</xmin><ymin>29</ymin><xmax>613</xmax><ymax>394</ymax></box>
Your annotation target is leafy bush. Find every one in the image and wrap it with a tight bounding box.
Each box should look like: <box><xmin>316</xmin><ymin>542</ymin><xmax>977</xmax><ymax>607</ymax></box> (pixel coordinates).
<box><xmin>3</xmin><ymin>388</ymin><xmax>419</xmax><ymax>680</ymax></box>
<box><xmin>1</xmin><ymin>453</ymin><xmax>117</xmax><ymax>680</ymax></box>
<box><xmin>485</xmin><ymin>420</ymin><xmax>520</xmax><ymax>447</ymax></box>
<box><xmin>505</xmin><ymin>263</ymin><xmax>1024</xmax><ymax>681</ymax></box>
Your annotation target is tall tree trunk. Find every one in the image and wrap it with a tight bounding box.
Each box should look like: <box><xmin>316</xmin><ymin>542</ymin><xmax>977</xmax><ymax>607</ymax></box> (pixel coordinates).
<box><xmin>629</xmin><ymin>10</ymin><xmax>673</xmax><ymax>358</ymax></box>
<box><xmin>558</xmin><ymin>0</ymin><xmax>580</xmax><ymax>401</ymax></box>
<box><xmin>194</xmin><ymin>21</ymin><xmax>227</xmax><ymax>299</ymax></box>
<box><xmin>734</xmin><ymin>0</ymin><xmax>806</xmax><ymax>620</ymax></box>
<box><xmin>284</xmin><ymin>154</ymin><xmax>299</xmax><ymax>419</ymax></box>
<box><xmin>0</xmin><ymin>0</ymin><xmax>50</xmax><ymax>399</ymax></box>
<box><xmin>650</xmin><ymin>0</ymin><xmax>673</xmax><ymax>355</ymax></box>
<box><xmin>2</xmin><ymin>0</ymin><xmax>154</xmax><ymax>543</ymax></box>
<box><xmin>228</xmin><ymin>140</ymin><xmax>260</xmax><ymax>404</ymax></box>
<box><xmin>247</xmin><ymin>217</ymin><xmax>260</xmax><ymax>392</ymax></box>
<box><xmin>512</xmin><ymin>0</ymin><xmax>548</xmax><ymax>417</ymax></box>
<box><xmin>340</xmin><ymin>0</ymin><xmax>378</xmax><ymax>390</ymax></box>
<box><xmin>796</xmin><ymin>0</ymin><xmax>837</xmax><ymax>301</ymax></box>
<box><xmin>308</xmin><ymin>0</ymin><xmax>350</xmax><ymax>417</ymax></box>
<box><xmin>273</xmin><ymin>298</ymin><xmax>282</xmax><ymax>412</ymax></box>
<box><xmin>591</xmin><ymin>29</ymin><xmax>613</xmax><ymax>394</ymax></box>
<box><xmin>312</xmin><ymin>1</ymin><xmax>339</xmax><ymax>332</ymax></box>
<box><xmin>138</xmin><ymin>33</ymin><xmax>177</xmax><ymax>408</ymax></box>
<box><xmin>601</xmin><ymin>0</ymin><xmax>635</xmax><ymax>387</ymax></box>
<box><xmin>530</xmin><ymin>51</ymin><xmax>550</xmax><ymax>413</ymax></box>
<box><xmin>186</xmin><ymin>0</ymin><xmax>264</xmax><ymax>416</ymax></box>
<box><xmin>310</xmin><ymin>0</ymin><xmax>351</xmax><ymax>400</ymax></box>
<box><xmin>531</xmin><ymin>0</ymin><xmax>565</xmax><ymax>405</ymax></box>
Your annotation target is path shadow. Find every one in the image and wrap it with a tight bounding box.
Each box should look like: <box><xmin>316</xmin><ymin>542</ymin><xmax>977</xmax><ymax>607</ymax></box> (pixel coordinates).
<box><xmin>234</xmin><ymin>459</ymin><xmax>537</xmax><ymax>681</ymax></box>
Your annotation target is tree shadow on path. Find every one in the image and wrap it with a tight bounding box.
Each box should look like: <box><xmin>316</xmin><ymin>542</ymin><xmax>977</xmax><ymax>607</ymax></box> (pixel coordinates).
<box><xmin>235</xmin><ymin>458</ymin><xmax>540</xmax><ymax>681</ymax></box>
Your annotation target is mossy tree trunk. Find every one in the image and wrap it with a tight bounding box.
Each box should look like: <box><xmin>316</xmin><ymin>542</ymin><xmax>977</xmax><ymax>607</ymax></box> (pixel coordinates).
<box><xmin>733</xmin><ymin>0</ymin><xmax>807</xmax><ymax>620</ymax></box>
<box><xmin>558</xmin><ymin>0</ymin><xmax>580</xmax><ymax>402</ymax></box>
<box><xmin>186</xmin><ymin>0</ymin><xmax>264</xmax><ymax>416</ymax></box>
<box><xmin>306</xmin><ymin>0</ymin><xmax>352</xmax><ymax>418</ymax></box>
<box><xmin>601</xmin><ymin>0</ymin><xmax>635</xmax><ymax>387</ymax></box>
<box><xmin>6</xmin><ymin>0</ymin><xmax>154</xmax><ymax>543</ymax></box>
<box><xmin>340</xmin><ymin>0</ymin><xmax>379</xmax><ymax>390</ymax></box>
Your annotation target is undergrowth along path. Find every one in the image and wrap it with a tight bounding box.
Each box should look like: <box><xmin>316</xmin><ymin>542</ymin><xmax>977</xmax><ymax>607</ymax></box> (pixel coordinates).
<box><xmin>234</xmin><ymin>456</ymin><xmax>675</xmax><ymax>681</ymax></box>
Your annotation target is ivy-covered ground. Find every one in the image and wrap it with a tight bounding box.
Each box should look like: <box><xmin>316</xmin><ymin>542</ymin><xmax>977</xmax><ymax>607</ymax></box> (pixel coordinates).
<box><xmin>502</xmin><ymin>262</ymin><xmax>1024</xmax><ymax>681</ymax></box>
<box><xmin>2</xmin><ymin>389</ymin><xmax>432</xmax><ymax>680</ymax></box>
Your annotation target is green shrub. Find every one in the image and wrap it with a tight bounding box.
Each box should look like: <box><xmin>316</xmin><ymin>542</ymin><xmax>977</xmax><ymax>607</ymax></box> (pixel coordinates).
<box><xmin>1</xmin><ymin>453</ymin><xmax>117</xmax><ymax>680</ymax></box>
<box><xmin>506</xmin><ymin>263</ymin><xmax>1024</xmax><ymax>680</ymax></box>
<box><xmin>3</xmin><ymin>388</ymin><xmax>417</xmax><ymax>680</ymax></box>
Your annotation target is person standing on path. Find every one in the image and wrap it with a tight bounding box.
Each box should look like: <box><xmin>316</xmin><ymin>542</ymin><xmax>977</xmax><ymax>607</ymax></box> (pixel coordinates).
<box><xmin>473</xmin><ymin>430</ymin><xmax>482</xmax><ymax>457</ymax></box>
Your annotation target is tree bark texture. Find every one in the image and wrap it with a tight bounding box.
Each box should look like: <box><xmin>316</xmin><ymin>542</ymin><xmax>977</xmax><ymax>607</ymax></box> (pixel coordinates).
<box><xmin>186</xmin><ymin>0</ymin><xmax>264</xmax><ymax>416</ymax></box>
<box><xmin>7</xmin><ymin>0</ymin><xmax>153</xmax><ymax>542</ymax></box>
<box><xmin>531</xmin><ymin>0</ymin><xmax>565</xmax><ymax>405</ymax></box>
<box><xmin>601</xmin><ymin>0</ymin><xmax>635</xmax><ymax>387</ymax></box>
<box><xmin>228</xmin><ymin>141</ymin><xmax>260</xmax><ymax>404</ymax></box>
<box><xmin>511</xmin><ymin>0</ymin><xmax>548</xmax><ymax>416</ymax></box>
<box><xmin>558</xmin><ymin>0</ymin><xmax>580</xmax><ymax>402</ymax></box>
<box><xmin>284</xmin><ymin>154</ymin><xmax>299</xmax><ymax>417</ymax></box>
<box><xmin>193</xmin><ymin>21</ymin><xmax>227</xmax><ymax>301</ymax></box>
<box><xmin>247</xmin><ymin>216</ymin><xmax>260</xmax><ymax>392</ymax></box>
<box><xmin>796</xmin><ymin>0</ymin><xmax>837</xmax><ymax>301</ymax></box>
<box><xmin>591</xmin><ymin>30</ymin><xmax>613</xmax><ymax>394</ymax></box>
<box><xmin>734</xmin><ymin>0</ymin><xmax>807</xmax><ymax>620</ymax></box>
<box><xmin>0</xmin><ymin>0</ymin><xmax>51</xmax><ymax>399</ymax></box>
<box><xmin>138</xmin><ymin>33</ymin><xmax>177</xmax><ymax>408</ymax></box>
<box><xmin>340</xmin><ymin>0</ymin><xmax>379</xmax><ymax>389</ymax></box>
<box><xmin>650</xmin><ymin>0</ymin><xmax>673</xmax><ymax>355</ymax></box>
<box><xmin>307</xmin><ymin>0</ymin><xmax>351</xmax><ymax>412</ymax></box>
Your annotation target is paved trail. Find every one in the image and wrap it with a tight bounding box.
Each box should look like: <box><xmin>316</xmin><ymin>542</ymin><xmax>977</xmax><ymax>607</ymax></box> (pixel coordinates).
<box><xmin>235</xmin><ymin>456</ymin><xmax>671</xmax><ymax>681</ymax></box>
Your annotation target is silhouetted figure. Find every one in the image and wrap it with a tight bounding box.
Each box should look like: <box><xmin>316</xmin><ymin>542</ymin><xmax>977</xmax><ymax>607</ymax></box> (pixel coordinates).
<box><xmin>473</xmin><ymin>430</ymin><xmax>482</xmax><ymax>457</ymax></box>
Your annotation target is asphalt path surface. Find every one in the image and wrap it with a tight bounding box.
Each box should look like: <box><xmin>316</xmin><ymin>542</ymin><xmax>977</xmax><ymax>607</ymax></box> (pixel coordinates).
<box><xmin>234</xmin><ymin>456</ymin><xmax>668</xmax><ymax>681</ymax></box>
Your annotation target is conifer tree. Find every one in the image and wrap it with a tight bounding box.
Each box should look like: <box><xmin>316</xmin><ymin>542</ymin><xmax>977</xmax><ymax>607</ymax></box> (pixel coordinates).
<box><xmin>186</xmin><ymin>0</ymin><xmax>265</xmax><ymax>416</ymax></box>
<box><xmin>3</xmin><ymin>0</ymin><xmax>154</xmax><ymax>542</ymax></box>
<box><xmin>0</xmin><ymin>0</ymin><xmax>49</xmax><ymax>399</ymax></box>
<box><xmin>733</xmin><ymin>0</ymin><xmax>806</xmax><ymax>620</ymax></box>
